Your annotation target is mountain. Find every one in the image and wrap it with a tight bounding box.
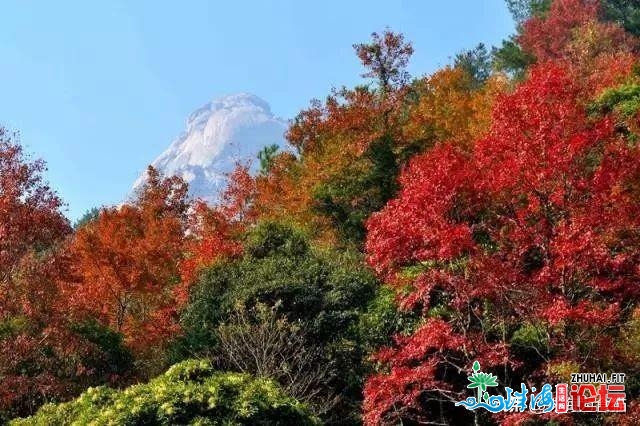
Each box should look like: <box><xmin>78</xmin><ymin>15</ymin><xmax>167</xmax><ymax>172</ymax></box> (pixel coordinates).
<box><xmin>132</xmin><ymin>93</ymin><xmax>288</xmax><ymax>202</ymax></box>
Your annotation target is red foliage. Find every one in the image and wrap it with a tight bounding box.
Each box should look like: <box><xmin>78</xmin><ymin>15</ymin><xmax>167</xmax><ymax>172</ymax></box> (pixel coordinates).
<box><xmin>519</xmin><ymin>0</ymin><xmax>600</xmax><ymax>62</ymax></box>
<box><xmin>365</xmin><ymin>143</ymin><xmax>476</xmax><ymax>277</ymax></box>
<box><xmin>0</xmin><ymin>132</ymin><xmax>119</xmax><ymax>418</ymax></box>
<box><xmin>218</xmin><ymin>163</ymin><xmax>258</xmax><ymax>223</ymax></box>
<box><xmin>363</xmin><ymin>319</ymin><xmax>466</xmax><ymax>425</ymax></box>
<box><xmin>516</xmin><ymin>0</ymin><xmax>637</xmax><ymax>105</ymax></box>
<box><xmin>364</xmin><ymin>64</ymin><xmax>640</xmax><ymax>424</ymax></box>
<box><xmin>0</xmin><ymin>130</ymin><xmax>70</xmax><ymax>278</ymax></box>
<box><xmin>178</xmin><ymin>164</ymin><xmax>254</xmax><ymax>291</ymax></box>
<box><xmin>177</xmin><ymin>202</ymin><xmax>243</xmax><ymax>299</ymax></box>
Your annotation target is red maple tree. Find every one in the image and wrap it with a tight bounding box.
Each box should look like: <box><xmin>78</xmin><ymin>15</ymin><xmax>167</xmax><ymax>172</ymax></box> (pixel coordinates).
<box><xmin>0</xmin><ymin>131</ymin><xmax>117</xmax><ymax>419</ymax></box>
<box><xmin>363</xmin><ymin>63</ymin><xmax>640</xmax><ymax>425</ymax></box>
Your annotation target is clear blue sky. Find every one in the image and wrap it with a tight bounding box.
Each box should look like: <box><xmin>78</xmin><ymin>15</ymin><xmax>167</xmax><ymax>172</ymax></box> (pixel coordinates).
<box><xmin>0</xmin><ymin>1</ymin><xmax>514</xmax><ymax>222</ymax></box>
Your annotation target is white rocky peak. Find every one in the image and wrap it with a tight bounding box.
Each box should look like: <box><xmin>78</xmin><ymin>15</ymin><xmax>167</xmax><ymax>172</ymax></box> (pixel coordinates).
<box><xmin>132</xmin><ymin>93</ymin><xmax>288</xmax><ymax>202</ymax></box>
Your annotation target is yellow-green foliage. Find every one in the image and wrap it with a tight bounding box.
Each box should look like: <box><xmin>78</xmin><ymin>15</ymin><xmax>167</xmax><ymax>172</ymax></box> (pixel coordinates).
<box><xmin>11</xmin><ymin>360</ymin><xmax>318</xmax><ymax>426</ymax></box>
<box><xmin>620</xmin><ymin>308</ymin><xmax>640</xmax><ymax>363</ymax></box>
<box><xmin>590</xmin><ymin>83</ymin><xmax>640</xmax><ymax>117</ymax></box>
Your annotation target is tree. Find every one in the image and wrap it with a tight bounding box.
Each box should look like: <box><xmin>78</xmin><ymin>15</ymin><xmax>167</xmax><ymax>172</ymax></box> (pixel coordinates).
<box><xmin>0</xmin><ymin>131</ymin><xmax>70</xmax><ymax>321</ymax></box>
<box><xmin>491</xmin><ymin>36</ymin><xmax>536</xmax><ymax>78</ymax></box>
<box><xmin>491</xmin><ymin>0</ymin><xmax>550</xmax><ymax>77</ymax></box>
<box><xmin>216</xmin><ymin>303</ymin><xmax>336</xmax><ymax>416</ymax></box>
<box><xmin>0</xmin><ymin>129</ymin><xmax>70</xmax><ymax>281</ymax></box>
<box><xmin>177</xmin><ymin>222</ymin><xmax>376</xmax><ymax>350</ymax></box>
<box><xmin>312</xmin><ymin>132</ymin><xmax>399</xmax><ymax>245</ymax></box>
<box><xmin>0</xmin><ymin>249</ymin><xmax>128</xmax><ymax>422</ymax></box>
<box><xmin>73</xmin><ymin>207</ymin><xmax>100</xmax><ymax>229</ymax></box>
<box><xmin>601</xmin><ymin>0</ymin><xmax>640</xmax><ymax>37</ymax></box>
<box><xmin>494</xmin><ymin>0</ymin><xmax>638</xmax><ymax>86</ymax></box>
<box><xmin>454</xmin><ymin>43</ymin><xmax>492</xmax><ymax>88</ymax></box>
<box><xmin>363</xmin><ymin>64</ymin><xmax>640</xmax><ymax>425</ymax></box>
<box><xmin>0</xmin><ymin>131</ymin><xmax>128</xmax><ymax>421</ymax></box>
<box><xmin>248</xmin><ymin>31</ymin><xmax>418</xmax><ymax>247</ymax></box>
<box><xmin>353</xmin><ymin>30</ymin><xmax>413</xmax><ymax>92</ymax></box>
<box><xmin>177</xmin><ymin>201</ymin><xmax>243</xmax><ymax>295</ymax></box>
<box><xmin>257</xmin><ymin>144</ymin><xmax>280</xmax><ymax>174</ymax></box>
<box><xmin>177</xmin><ymin>164</ymin><xmax>256</xmax><ymax>290</ymax></box>
<box><xmin>175</xmin><ymin>221</ymin><xmax>378</xmax><ymax>424</ymax></box>
<box><xmin>505</xmin><ymin>0</ymin><xmax>552</xmax><ymax>24</ymax></box>
<box><xmin>519</xmin><ymin>0</ymin><xmax>602</xmax><ymax>62</ymax></box>
<box><xmin>293</xmin><ymin>31</ymin><xmax>415</xmax><ymax>246</ymax></box>
<box><xmin>402</xmin><ymin>67</ymin><xmax>507</xmax><ymax>150</ymax></box>
<box><xmin>64</xmin><ymin>167</ymin><xmax>188</xmax><ymax>354</ymax></box>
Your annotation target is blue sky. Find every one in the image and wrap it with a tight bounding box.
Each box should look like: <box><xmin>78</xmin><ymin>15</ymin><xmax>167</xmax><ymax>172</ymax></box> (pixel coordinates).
<box><xmin>0</xmin><ymin>1</ymin><xmax>514</xmax><ymax>222</ymax></box>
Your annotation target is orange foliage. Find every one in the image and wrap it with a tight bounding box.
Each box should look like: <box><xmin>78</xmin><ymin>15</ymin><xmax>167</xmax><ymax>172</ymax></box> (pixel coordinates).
<box><xmin>253</xmin><ymin>152</ymin><xmax>323</xmax><ymax>234</ymax></box>
<box><xmin>256</xmin><ymin>86</ymin><xmax>404</xmax><ymax>243</ymax></box>
<box><xmin>402</xmin><ymin>67</ymin><xmax>508</xmax><ymax>148</ymax></box>
<box><xmin>178</xmin><ymin>202</ymin><xmax>242</xmax><ymax>292</ymax></box>
<box><xmin>64</xmin><ymin>167</ymin><xmax>187</xmax><ymax>351</ymax></box>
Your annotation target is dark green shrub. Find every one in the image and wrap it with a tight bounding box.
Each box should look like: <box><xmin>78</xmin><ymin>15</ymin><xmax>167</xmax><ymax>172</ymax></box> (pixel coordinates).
<box><xmin>356</xmin><ymin>286</ymin><xmax>419</xmax><ymax>354</ymax></box>
<box><xmin>176</xmin><ymin>222</ymin><xmax>377</xmax><ymax>356</ymax></box>
<box><xmin>244</xmin><ymin>221</ymin><xmax>309</xmax><ymax>259</ymax></box>
<box><xmin>71</xmin><ymin>319</ymin><xmax>133</xmax><ymax>377</ymax></box>
<box><xmin>173</xmin><ymin>222</ymin><xmax>379</xmax><ymax>424</ymax></box>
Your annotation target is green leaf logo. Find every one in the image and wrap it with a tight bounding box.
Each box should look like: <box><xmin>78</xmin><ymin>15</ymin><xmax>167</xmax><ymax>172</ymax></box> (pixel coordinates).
<box><xmin>467</xmin><ymin>361</ymin><xmax>499</xmax><ymax>402</ymax></box>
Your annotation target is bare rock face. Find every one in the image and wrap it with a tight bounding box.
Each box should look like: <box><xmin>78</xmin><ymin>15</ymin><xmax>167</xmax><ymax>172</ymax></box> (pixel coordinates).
<box><xmin>133</xmin><ymin>93</ymin><xmax>288</xmax><ymax>201</ymax></box>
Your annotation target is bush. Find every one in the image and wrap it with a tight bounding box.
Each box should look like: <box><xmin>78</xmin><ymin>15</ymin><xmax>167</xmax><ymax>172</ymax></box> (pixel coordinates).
<box><xmin>11</xmin><ymin>360</ymin><xmax>318</xmax><ymax>425</ymax></box>
<box><xmin>176</xmin><ymin>222</ymin><xmax>377</xmax><ymax>356</ymax></box>
<box><xmin>589</xmin><ymin>82</ymin><xmax>640</xmax><ymax>117</ymax></box>
<box><xmin>356</xmin><ymin>286</ymin><xmax>419</xmax><ymax>354</ymax></box>
<box><xmin>173</xmin><ymin>222</ymin><xmax>379</xmax><ymax>424</ymax></box>
<box><xmin>216</xmin><ymin>303</ymin><xmax>335</xmax><ymax>415</ymax></box>
<box><xmin>244</xmin><ymin>221</ymin><xmax>309</xmax><ymax>259</ymax></box>
<box><xmin>70</xmin><ymin>319</ymin><xmax>133</xmax><ymax>378</ymax></box>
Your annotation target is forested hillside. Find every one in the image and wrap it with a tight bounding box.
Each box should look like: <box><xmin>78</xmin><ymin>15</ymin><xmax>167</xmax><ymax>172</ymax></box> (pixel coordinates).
<box><xmin>2</xmin><ymin>0</ymin><xmax>640</xmax><ymax>424</ymax></box>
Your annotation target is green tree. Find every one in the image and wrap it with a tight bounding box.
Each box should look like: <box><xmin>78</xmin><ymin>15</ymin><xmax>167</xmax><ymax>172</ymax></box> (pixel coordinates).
<box><xmin>313</xmin><ymin>134</ymin><xmax>398</xmax><ymax>246</ymax></box>
<box><xmin>454</xmin><ymin>43</ymin><xmax>492</xmax><ymax>88</ymax></box>
<box><xmin>601</xmin><ymin>0</ymin><xmax>640</xmax><ymax>37</ymax></box>
<box><xmin>356</xmin><ymin>286</ymin><xmax>419</xmax><ymax>354</ymax></box>
<box><xmin>492</xmin><ymin>0</ymin><xmax>551</xmax><ymax>77</ymax></box>
<box><xmin>492</xmin><ymin>37</ymin><xmax>536</xmax><ymax>78</ymax></box>
<box><xmin>353</xmin><ymin>30</ymin><xmax>413</xmax><ymax>93</ymax></box>
<box><xmin>173</xmin><ymin>222</ymin><xmax>378</xmax><ymax>424</ymax></box>
<box><xmin>73</xmin><ymin>207</ymin><xmax>100</xmax><ymax>229</ymax></box>
<box><xmin>70</xmin><ymin>319</ymin><xmax>133</xmax><ymax>380</ymax></box>
<box><xmin>176</xmin><ymin>222</ymin><xmax>376</xmax><ymax>352</ymax></box>
<box><xmin>505</xmin><ymin>0</ymin><xmax>552</xmax><ymax>24</ymax></box>
<box><xmin>257</xmin><ymin>144</ymin><xmax>280</xmax><ymax>174</ymax></box>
